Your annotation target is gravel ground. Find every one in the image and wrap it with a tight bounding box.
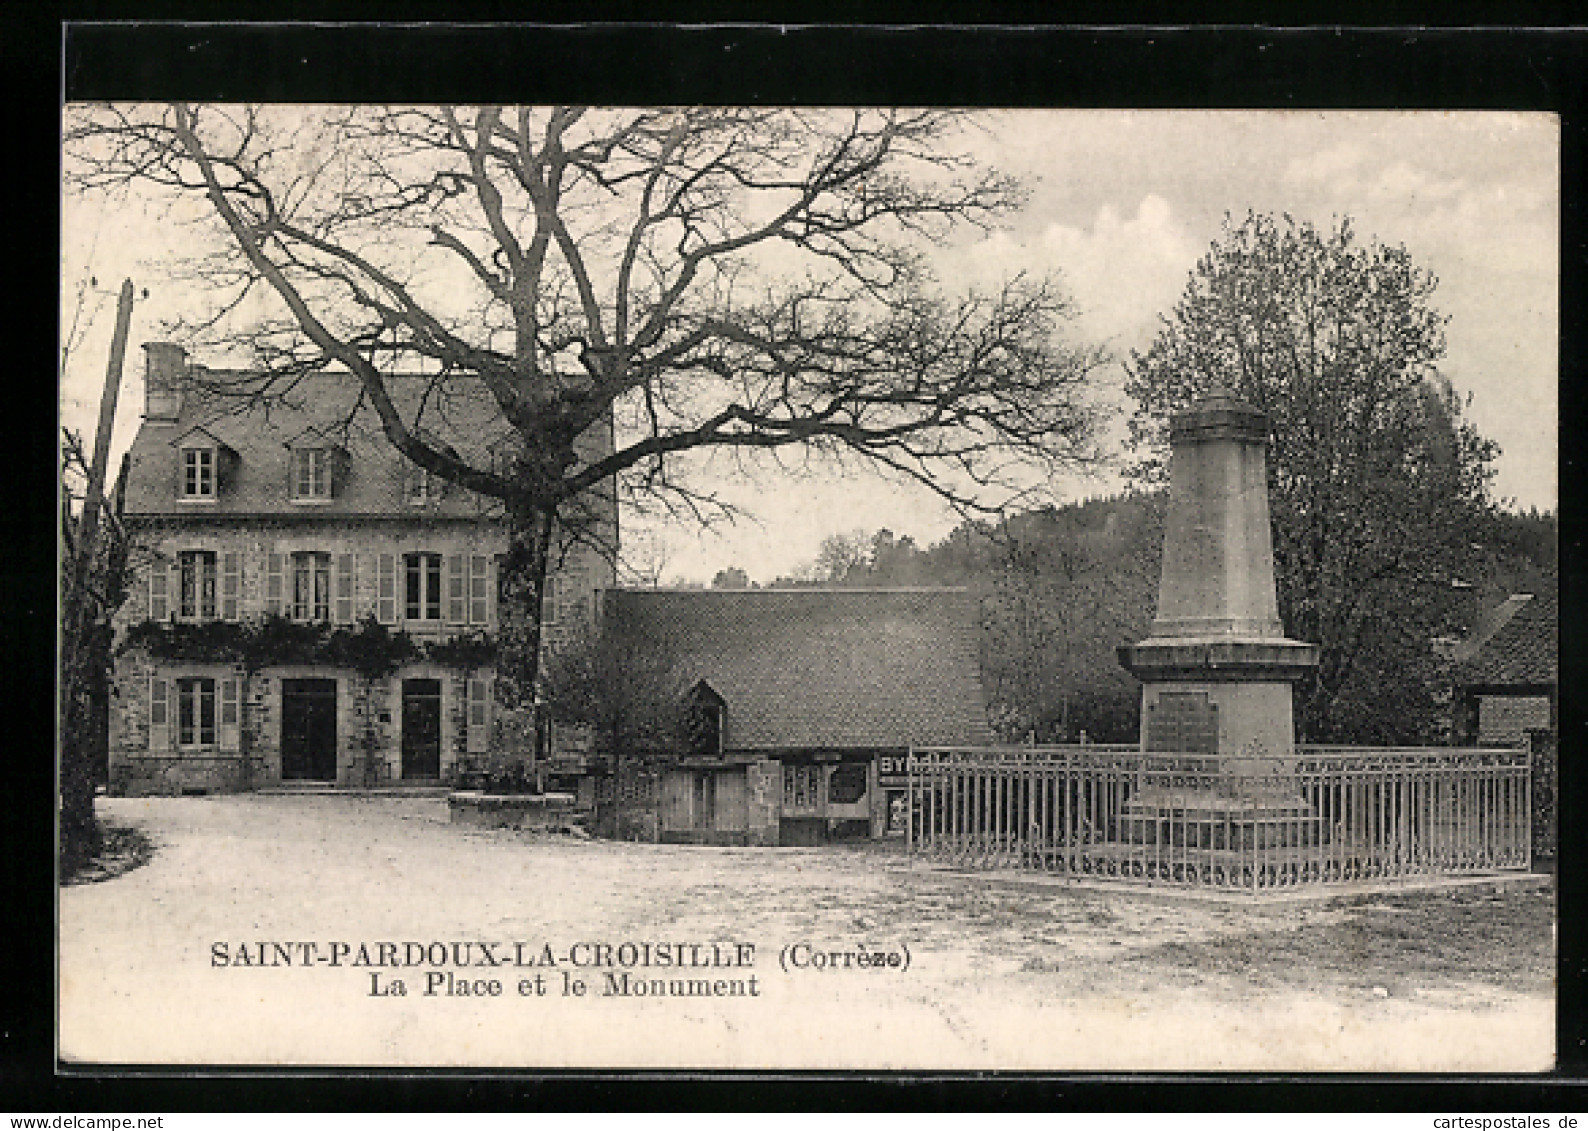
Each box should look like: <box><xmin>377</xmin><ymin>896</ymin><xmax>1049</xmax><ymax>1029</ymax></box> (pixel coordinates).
<box><xmin>58</xmin><ymin>794</ymin><xmax>1554</xmax><ymax>1072</ymax></box>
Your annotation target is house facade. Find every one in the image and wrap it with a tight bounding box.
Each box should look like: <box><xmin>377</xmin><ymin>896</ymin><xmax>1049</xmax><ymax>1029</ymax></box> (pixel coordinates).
<box><xmin>109</xmin><ymin>343</ymin><xmax>615</xmax><ymax>796</ymax></box>
<box><xmin>594</xmin><ymin>587</ymin><xmax>995</xmax><ymax>846</ymax></box>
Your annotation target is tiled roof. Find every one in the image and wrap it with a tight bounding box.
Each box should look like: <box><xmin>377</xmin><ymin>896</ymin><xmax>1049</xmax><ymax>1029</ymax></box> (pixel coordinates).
<box><xmin>604</xmin><ymin>587</ymin><xmax>995</xmax><ymax>752</ymax></box>
<box><xmin>1455</xmin><ymin>591</ymin><xmax>1557</xmax><ymax>688</ymax></box>
<box><xmin>124</xmin><ymin>367</ymin><xmax>524</xmax><ymax>518</ymax></box>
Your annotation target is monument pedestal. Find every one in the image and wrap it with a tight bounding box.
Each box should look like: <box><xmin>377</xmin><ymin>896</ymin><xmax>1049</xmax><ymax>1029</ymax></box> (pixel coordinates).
<box><xmin>1118</xmin><ymin>635</ymin><xmax>1323</xmax><ymax>851</ymax></box>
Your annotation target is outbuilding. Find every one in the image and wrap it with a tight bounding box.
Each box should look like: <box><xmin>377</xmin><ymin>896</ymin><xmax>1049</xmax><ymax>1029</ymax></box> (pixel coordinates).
<box><xmin>595</xmin><ymin>587</ymin><xmax>995</xmax><ymax>845</ymax></box>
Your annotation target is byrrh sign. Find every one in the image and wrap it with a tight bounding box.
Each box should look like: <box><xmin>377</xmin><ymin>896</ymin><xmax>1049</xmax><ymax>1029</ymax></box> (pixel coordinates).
<box><xmin>877</xmin><ymin>754</ymin><xmax>911</xmax><ymax>787</ymax></box>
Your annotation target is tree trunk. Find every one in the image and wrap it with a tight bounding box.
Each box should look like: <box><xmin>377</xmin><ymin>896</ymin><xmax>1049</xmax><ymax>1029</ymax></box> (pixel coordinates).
<box><xmin>495</xmin><ymin>502</ymin><xmax>556</xmax><ymax>780</ymax></box>
<box><xmin>59</xmin><ymin>620</ymin><xmax>104</xmax><ymax>878</ymax></box>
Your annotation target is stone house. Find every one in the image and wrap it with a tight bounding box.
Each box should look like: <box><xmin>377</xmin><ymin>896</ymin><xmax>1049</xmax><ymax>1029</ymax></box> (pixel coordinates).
<box><xmin>1451</xmin><ymin>589</ymin><xmax>1557</xmax><ymax>863</ymax></box>
<box><xmin>1452</xmin><ymin>591</ymin><xmax>1557</xmax><ymax>747</ymax></box>
<box><xmin>109</xmin><ymin>343</ymin><xmax>615</xmax><ymax>796</ymax></box>
<box><xmin>594</xmin><ymin>587</ymin><xmax>995</xmax><ymax>845</ymax></box>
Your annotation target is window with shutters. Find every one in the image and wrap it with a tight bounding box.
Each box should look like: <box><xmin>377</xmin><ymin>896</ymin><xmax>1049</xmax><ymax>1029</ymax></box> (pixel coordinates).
<box><xmin>176</xmin><ymin>677</ymin><xmax>216</xmax><ymax>748</ymax></box>
<box><xmin>466</xmin><ymin>677</ymin><xmax>491</xmax><ymax>753</ymax></box>
<box><xmin>220</xmin><ymin>551</ymin><xmax>241</xmax><ymax>620</ymax></box>
<box><xmin>149</xmin><ymin>677</ymin><xmax>169</xmax><ymax>747</ymax></box>
<box><xmin>334</xmin><ymin>553</ymin><xmax>355</xmax><ymax>623</ymax></box>
<box><xmin>291</xmin><ymin>551</ymin><xmax>332</xmax><ymax>622</ymax></box>
<box><xmin>447</xmin><ymin>554</ymin><xmax>467</xmax><ymax>623</ymax></box>
<box><xmin>404</xmin><ymin>552</ymin><xmax>443</xmax><ymax>621</ymax></box>
<box><xmin>468</xmin><ymin>554</ymin><xmax>490</xmax><ymax>625</ymax></box>
<box><xmin>177</xmin><ymin>551</ymin><xmax>218</xmax><ymax>620</ymax></box>
<box><xmin>181</xmin><ymin>447</ymin><xmax>216</xmax><ymax>499</ymax></box>
<box><xmin>377</xmin><ymin>553</ymin><xmax>397</xmax><ymax>624</ymax></box>
<box><xmin>149</xmin><ymin>560</ymin><xmax>172</xmax><ymax>621</ymax></box>
<box><xmin>291</xmin><ymin>447</ymin><xmax>332</xmax><ymax>501</ymax></box>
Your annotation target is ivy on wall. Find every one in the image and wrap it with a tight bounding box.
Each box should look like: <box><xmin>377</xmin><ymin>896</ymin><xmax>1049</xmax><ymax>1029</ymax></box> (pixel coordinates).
<box><xmin>121</xmin><ymin>615</ymin><xmax>497</xmax><ymax>680</ymax></box>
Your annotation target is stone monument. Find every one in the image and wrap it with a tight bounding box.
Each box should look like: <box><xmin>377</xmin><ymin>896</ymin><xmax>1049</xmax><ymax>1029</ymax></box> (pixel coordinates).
<box><xmin>1117</xmin><ymin>382</ymin><xmax>1320</xmax><ymax>848</ymax></box>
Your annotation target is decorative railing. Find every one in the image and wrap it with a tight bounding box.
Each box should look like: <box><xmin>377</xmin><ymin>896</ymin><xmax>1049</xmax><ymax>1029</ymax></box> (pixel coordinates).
<box><xmin>906</xmin><ymin>745</ymin><xmax>1530</xmax><ymax>892</ymax></box>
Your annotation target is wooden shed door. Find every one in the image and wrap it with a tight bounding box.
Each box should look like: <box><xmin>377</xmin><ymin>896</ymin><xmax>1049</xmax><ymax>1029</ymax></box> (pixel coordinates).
<box><xmin>713</xmin><ymin>770</ymin><xmax>748</xmax><ymax>832</ymax></box>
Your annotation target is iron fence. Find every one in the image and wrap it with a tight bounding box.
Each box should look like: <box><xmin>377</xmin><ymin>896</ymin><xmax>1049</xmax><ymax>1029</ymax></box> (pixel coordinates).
<box><xmin>906</xmin><ymin>745</ymin><xmax>1530</xmax><ymax>892</ymax></box>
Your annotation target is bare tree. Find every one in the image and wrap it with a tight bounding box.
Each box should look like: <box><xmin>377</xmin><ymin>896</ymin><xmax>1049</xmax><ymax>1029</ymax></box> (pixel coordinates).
<box><xmin>65</xmin><ymin>104</ymin><xmax>1103</xmax><ymax>707</ymax></box>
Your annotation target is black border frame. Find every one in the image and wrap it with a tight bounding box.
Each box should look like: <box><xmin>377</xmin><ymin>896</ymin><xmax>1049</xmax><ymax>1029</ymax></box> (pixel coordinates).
<box><xmin>19</xmin><ymin>11</ymin><xmax>1587</xmax><ymax>1111</ymax></box>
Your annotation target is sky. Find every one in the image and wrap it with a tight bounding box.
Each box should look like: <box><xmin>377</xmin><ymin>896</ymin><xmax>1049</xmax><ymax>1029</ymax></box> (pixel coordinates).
<box><xmin>60</xmin><ymin>110</ymin><xmax>1558</xmax><ymax>586</ymax></box>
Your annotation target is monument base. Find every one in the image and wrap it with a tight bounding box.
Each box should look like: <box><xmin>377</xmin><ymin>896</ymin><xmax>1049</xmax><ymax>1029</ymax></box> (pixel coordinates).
<box><xmin>1121</xmin><ymin>787</ymin><xmax>1321</xmax><ymax>850</ymax></box>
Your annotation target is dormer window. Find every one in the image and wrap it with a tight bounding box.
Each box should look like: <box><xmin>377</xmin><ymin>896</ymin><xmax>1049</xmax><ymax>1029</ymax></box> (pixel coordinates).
<box><xmin>686</xmin><ymin>681</ymin><xmax>726</xmax><ymax>757</ymax></box>
<box><xmin>292</xmin><ymin>447</ymin><xmax>332</xmax><ymax>501</ymax></box>
<box><xmin>405</xmin><ymin>465</ymin><xmax>437</xmax><ymax>506</ymax></box>
<box><xmin>182</xmin><ymin>447</ymin><xmax>215</xmax><ymax>499</ymax></box>
<box><xmin>172</xmin><ymin>427</ymin><xmax>236</xmax><ymax>501</ymax></box>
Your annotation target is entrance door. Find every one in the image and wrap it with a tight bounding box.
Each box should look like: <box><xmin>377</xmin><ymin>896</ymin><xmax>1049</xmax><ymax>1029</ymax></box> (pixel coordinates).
<box><xmin>401</xmin><ymin>678</ymin><xmax>443</xmax><ymax>779</ymax></box>
<box><xmin>281</xmin><ymin>678</ymin><xmax>337</xmax><ymax>781</ymax></box>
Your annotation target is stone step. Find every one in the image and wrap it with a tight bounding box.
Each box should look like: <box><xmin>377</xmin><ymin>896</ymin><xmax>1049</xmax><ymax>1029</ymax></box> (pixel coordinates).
<box><xmin>253</xmin><ymin>783</ymin><xmax>452</xmax><ymax>798</ymax></box>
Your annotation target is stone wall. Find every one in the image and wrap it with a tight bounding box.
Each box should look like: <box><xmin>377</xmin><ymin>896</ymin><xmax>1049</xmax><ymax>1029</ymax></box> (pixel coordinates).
<box><xmin>744</xmin><ymin>759</ymin><xmax>780</xmax><ymax>846</ymax></box>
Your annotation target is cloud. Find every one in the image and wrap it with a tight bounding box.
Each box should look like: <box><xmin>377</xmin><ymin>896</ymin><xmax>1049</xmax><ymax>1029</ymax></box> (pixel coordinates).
<box><xmin>1282</xmin><ymin>142</ymin><xmax>1367</xmax><ymax>189</ymax></box>
<box><xmin>938</xmin><ymin>193</ymin><xmax>1198</xmax><ymax>351</ymax></box>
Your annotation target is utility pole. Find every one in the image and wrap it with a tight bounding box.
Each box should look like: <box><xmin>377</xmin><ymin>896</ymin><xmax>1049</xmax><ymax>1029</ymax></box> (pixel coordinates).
<box><xmin>77</xmin><ymin>278</ymin><xmax>133</xmax><ymax>556</ymax></box>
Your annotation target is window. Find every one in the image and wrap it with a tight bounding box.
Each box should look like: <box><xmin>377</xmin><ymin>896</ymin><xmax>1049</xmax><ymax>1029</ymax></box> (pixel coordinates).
<box><xmin>178</xmin><ymin>551</ymin><xmax>218</xmax><ymax>620</ymax></box>
<box><xmin>182</xmin><ymin>448</ymin><xmax>215</xmax><ymax>498</ymax></box>
<box><xmin>291</xmin><ymin>551</ymin><xmax>332</xmax><ymax>622</ymax></box>
<box><xmin>176</xmin><ymin>677</ymin><xmax>216</xmax><ymax>748</ymax></box>
<box><xmin>292</xmin><ymin>448</ymin><xmax>331</xmax><ymax>500</ymax></box>
<box><xmin>829</xmin><ymin>763</ymin><xmax>868</xmax><ymax>805</ymax></box>
<box><xmin>784</xmin><ymin>764</ymin><xmax>822</xmax><ymax>811</ymax></box>
<box><xmin>405</xmin><ymin>552</ymin><xmax>443</xmax><ymax>621</ymax></box>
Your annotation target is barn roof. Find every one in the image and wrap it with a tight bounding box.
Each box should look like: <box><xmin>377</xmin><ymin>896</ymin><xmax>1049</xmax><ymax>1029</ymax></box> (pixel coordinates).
<box><xmin>603</xmin><ymin>587</ymin><xmax>995</xmax><ymax>752</ymax></box>
<box><xmin>1454</xmin><ymin>591</ymin><xmax>1557</xmax><ymax>689</ymax></box>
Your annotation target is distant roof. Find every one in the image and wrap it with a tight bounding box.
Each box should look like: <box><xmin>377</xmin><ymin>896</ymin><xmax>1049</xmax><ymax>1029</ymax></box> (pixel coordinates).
<box><xmin>1455</xmin><ymin>591</ymin><xmax>1557</xmax><ymax>688</ymax></box>
<box><xmin>124</xmin><ymin>366</ymin><xmax>517</xmax><ymax>518</ymax></box>
<box><xmin>604</xmin><ymin>587</ymin><xmax>995</xmax><ymax>752</ymax></box>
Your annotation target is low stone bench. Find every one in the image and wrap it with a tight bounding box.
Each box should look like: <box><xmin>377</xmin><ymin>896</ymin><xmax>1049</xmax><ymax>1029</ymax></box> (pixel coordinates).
<box><xmin>447</xmin><ymin>790</ymin><xmax>579</xmax><ymax>829</ymax></box>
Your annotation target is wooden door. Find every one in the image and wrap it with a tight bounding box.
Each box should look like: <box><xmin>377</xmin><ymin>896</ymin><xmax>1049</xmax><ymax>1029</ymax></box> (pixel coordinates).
<box><xmin>713</xmin><ymin>770</ymin><xmax>747</xmax><ymax>832</ymax></box>
<box><xmin>660</xmin><ymin>771</ymin><xmax>692</xmax><ymax>832</ymax></box>
<box><xmin>401</xmin><ymin>678</ymin><xmax>442</xmax><ymax>779</ymax></box>
<box><xmin>281</xmin><ymin>678</ymin><xmax>337</xmax><ymax>781</ymax></box>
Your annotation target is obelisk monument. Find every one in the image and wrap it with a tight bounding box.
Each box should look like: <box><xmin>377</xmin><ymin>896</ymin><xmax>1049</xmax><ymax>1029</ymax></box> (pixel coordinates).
<box><xmin>1118</xmin><ymin>382</ymin><xmax>1318</xmax><ymax>829</ymax></box>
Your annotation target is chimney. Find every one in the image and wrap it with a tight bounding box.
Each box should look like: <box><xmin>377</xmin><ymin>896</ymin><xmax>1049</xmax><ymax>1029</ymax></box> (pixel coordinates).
<box><xmin>142</xmin><ymin>342</ymin><xmax>187</xmax><ymax>422</ymax></box>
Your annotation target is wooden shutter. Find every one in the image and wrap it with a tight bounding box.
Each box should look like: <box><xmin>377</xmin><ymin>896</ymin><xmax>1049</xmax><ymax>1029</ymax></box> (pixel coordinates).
<box><xmin>335</xmin><ymin>553</ymin><xmax>355</xmax><ymax>624</ymax></box>
<box><xmin>219</xmin><ymin>677</ymin><xmax>240</xmax><ymax>751</ymax></box>
<box><xmin>466</xmin><ymin>677</ymin><xmax>490</xmax><ymax>753</ymax></box>
<box><xmin>447</xmin><ymin>553</ymin><xmax>466</xmax><ymax>624</ymax></box>
<box><xmin>221</xmin><ymin>551</ymin><xmax>241</xmax><ymax>621</ymax></box>
<box><xmin>148</xmin><ymin>676</ymin><xmax>169</xmax><ymax>751</ymax></box>
<box><xmin>265</xmin><ymin>553</ymin><xmax>284</xmax><ymax>616</ymax></box>
<box><xmin>469</xmin><ymin>555</ymin><xmax>489</xmax><ymax>625</ymax></box>
<box><xmin>377</xmin><ymin>553</ymin><xmax>396</xmax><ymax>624</ymax></box>
<box><xmin>149</xmin><ymin>561</ymin><xmax>170</xmax><ymax>621</ymax></box>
